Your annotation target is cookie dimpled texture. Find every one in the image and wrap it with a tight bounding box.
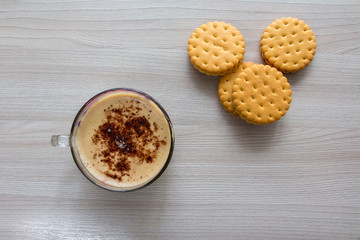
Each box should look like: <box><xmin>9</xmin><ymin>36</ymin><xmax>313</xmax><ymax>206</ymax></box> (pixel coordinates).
<box><xmin>218</xmin><ymin>61</ymin><xmax>254</xmax><ymax>116</ymax></box>
<box><xmin>232</xmin><ymin>64</ymin><xmax>292</xmax><ymax>125</ymax></box>
<box><xmin>260</xmin><ymin>17</ymin><xmax>316</xmax><ymax>73</ymax></box>
<box><xmin>188</xmin><ymin>21</ymin><xmax>245</xmax><ymax>76</ymax></box>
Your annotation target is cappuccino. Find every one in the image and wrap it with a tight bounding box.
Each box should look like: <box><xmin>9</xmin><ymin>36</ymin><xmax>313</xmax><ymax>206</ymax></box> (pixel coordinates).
<box><xmin>76</xmin><ymin>90</ymin><xmax>172</xmax><ymax>189</ymax></box>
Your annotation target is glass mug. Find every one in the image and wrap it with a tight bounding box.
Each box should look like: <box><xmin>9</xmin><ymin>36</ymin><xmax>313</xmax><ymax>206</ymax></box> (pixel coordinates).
<box><xmin>52</xmin><ymin>88</ymin><xmax>175</xmax><ymax>192</ymax></box>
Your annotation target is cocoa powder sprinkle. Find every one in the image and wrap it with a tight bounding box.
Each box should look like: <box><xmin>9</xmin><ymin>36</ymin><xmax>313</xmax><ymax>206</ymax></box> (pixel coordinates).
<box><xmin>91</xmin><ymin>102</ymin><xmax>167</xmax><ymax>182</ymax></box>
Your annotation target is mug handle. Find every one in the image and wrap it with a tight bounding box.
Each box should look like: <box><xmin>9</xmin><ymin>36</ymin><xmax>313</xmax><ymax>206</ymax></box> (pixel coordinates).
<box><xmin>51</xmin><ymin>135</ymin><xmax>70</xmax><ymax>147</ymax></box>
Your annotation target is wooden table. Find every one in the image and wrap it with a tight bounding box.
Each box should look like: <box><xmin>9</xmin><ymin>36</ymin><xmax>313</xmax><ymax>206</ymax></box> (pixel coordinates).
<box><xmin>1</xmin><ymin>1</ymin><xmax>359</xmax><ymax>239</ymax></box>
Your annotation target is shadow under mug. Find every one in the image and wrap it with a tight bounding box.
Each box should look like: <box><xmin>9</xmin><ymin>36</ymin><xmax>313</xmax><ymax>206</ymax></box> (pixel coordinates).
<box><xmin>51</xmin><ymin>88</ymin><xmax>175</xmax><ymax>192</ymax></box>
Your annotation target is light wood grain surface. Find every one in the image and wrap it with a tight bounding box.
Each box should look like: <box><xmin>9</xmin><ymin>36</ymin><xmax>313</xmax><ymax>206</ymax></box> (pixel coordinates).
<box><xmin>1</xmin><ymin>1</ymin><xmax>360</xmax><ymax>239</ymax></box>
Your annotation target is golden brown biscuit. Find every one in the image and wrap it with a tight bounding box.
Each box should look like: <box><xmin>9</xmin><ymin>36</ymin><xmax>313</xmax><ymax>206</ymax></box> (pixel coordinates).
<box><xmin>232</xmin><ymin>64</ymin><xmax>292</xmax><ymax>124</ymax></box>
<box><xmin>188</xmin><ymin>21</ymin><xmax>245</xmax><ymax>76</ymax></box>
<box><xmin>218</xmin><ymin>61</ymin><xmax>254</xmax><ymax>116</ymax></box>
<box><xmin>260</xmin><ymin>17</ymin><xmax>316</xmax><ymax>73</ymax></box>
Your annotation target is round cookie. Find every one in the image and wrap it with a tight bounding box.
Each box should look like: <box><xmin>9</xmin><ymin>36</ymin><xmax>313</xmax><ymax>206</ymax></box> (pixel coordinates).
<box><xmin>218</xmin><ymin>61</ymin><xmax>254</xmax><ymax>116</ymax></box>
<box><xmin>232</xmin><ymin>64</ymin><xmax>292</xmax><ymax>125</ymax></box>
<box><xmin>188</xmin><ymin>21</ymin><xmax>245</xmax><ymax>76</ymax></box>
<box><xmin>260</xmin><ymin>17</ymin><xmax>316</xmax><ymax>73</ymax></box>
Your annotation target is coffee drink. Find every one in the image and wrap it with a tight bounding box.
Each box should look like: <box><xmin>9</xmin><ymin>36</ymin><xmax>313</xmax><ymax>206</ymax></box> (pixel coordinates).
<box><xmin>76</xmin><ymin>90</ymin><xmax>172</xmax><ymax>189</ymax></box>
